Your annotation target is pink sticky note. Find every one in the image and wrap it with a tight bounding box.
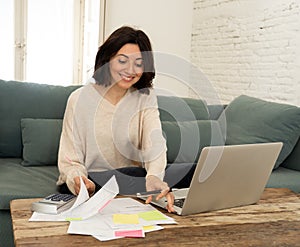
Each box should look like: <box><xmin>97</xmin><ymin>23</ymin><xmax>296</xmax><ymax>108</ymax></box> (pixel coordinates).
<box><xmin>114</xmin><ymin>229</ymin><xmax>144</xmax><ymax>238</ymax></box>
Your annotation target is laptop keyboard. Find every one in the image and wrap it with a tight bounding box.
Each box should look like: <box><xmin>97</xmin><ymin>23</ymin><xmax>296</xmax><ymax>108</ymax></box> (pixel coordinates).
<box><xmin>174</xmin><ymin>198</ymin><xmax>185</xmax><ymax>208</ymax></box>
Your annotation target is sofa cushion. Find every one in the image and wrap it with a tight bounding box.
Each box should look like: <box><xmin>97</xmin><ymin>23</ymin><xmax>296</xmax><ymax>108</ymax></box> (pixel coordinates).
<box><xmin>281</xmin><ymin>138</ymin><xmax>300</xmax><ymax>171</ymax></box>
<box><xmin>266</xmin><ymin>166</ymin><xmax>300</xmax><ymax>193</ymax></box>
<box><xmin>207</xmin><ymin>104</ymin><xmax>226</xmax><ymax>120</ymax></box>
<box><xmin>162</xmin><ymin>120</ymin><xmax>225</xmax><ymax>163</ymax></box>
<box><xmin>0</xmin><ymin>158</ymin><xmax>59</xmax><ymax>210</ymax></box>
<box><xmin>21</xmin><ymin>118</ymin><xmax>63</xmax><ymax>166</ymax></box>
<box><xmin>222</xmin><ymin>95</ymin><xmax>300</xmax><ymax>169</ymax></box>
<box><xmin>0</xmin><ymin>79</ymin><xmax>79</xmax><ymax>158</ymax></box>
<box><xmin>157</xmin><ymin>96</ymin><xmax>210</xmax><ymax>121</ymax></box>
<box><xmin>0</xmin><ymin>211</ymin><xmax>14</xmax><ymax>247</ymax></box>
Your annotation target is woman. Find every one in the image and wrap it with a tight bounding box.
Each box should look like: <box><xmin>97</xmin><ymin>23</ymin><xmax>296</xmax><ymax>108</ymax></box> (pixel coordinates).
<box><xmin>57</xmin><ymin>26</ymin><xmax>174</xmax><ymax>212</ymax></box>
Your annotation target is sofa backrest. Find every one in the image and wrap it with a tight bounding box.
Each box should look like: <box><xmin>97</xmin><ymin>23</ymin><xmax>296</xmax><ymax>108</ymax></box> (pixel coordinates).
<box><xmin>282</xmin><ymin>137</ymin><xmax>300</xmax><ymax>172</ymax></box>
<box><xmin>5</xmin><ymin>80</ymin><xmax>297</xmax><ymax>170</ymax></box>
<box><xmin>220</xmin><ymin>95</ymin><xmax>300</xmax><ymax>170</ymax></box>
<box><xmin>157</xmin><ymin>96</ymin><xmax>210</xmax><ymax>121</ymax></box>
<box><xmin>157</xmin><ymin>95</ymin><xmax>225</xmax><ymax>163</ymax></box>
<box><xmin>0</xmin><ymin>80</ymin><xmax>222</xmax><ymax>162</ymax></box>
<box><xmin>0</xmin><ymin>79</ymin><xmax>80</xmax><ymax>158</ymax></box>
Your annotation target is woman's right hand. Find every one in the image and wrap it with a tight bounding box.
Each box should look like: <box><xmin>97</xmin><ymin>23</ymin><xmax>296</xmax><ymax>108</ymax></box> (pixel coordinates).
<box><xmin>145</xmin><ymin>175</ymin><xmax>175</xmax><ymax>213</ymax></box>
<box><xmin>73</xmin><ymin>176</ymin><xmax>96</xmax><ymax>196</ymax></box>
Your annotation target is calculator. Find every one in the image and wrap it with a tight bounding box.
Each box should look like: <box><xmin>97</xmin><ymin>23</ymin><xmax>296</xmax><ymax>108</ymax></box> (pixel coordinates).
<box><xmin>31</xmin><ymin>193</ymin><xmax>76</xmax><ymax>214</ymax></box>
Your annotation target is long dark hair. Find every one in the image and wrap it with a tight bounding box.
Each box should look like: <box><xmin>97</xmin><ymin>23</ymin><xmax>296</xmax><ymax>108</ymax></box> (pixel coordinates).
<box><xmin>93</xmin><ymin>26</ymin><xmax>155</xmax><ymax>94</ymax></box>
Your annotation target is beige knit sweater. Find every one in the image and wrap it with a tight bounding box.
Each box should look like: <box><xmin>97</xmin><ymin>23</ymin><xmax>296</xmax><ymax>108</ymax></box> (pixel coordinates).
<box><xmin>56</xmin><ymin>83</ymin><xmax>167</xmax><ymax>194</ymax></box>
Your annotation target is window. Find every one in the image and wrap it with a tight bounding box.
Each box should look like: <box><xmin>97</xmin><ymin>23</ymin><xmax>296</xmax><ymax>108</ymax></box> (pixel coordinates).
<box><xmin>0</xmin><ymin>0</ymin><xmax>103</xmax><ymax>86</ymax></box>
<box><xmin>27</xmin><ymin>0</ymin><xmax>74</xmax><ymax>85</ymax></box>
<box><xmin>0</xmin><ymin>1</ymin><xmax>14</xmax><ymax>80</ymax></box>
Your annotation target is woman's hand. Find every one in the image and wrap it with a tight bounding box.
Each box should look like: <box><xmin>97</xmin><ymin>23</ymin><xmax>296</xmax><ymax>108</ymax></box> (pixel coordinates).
<box><xmin>145</xmin><ymin>175</ymin><xmax>175</xmax><ymax>213</ymax></box>
<box><xmin>73</xmin><ymin>176</ymin><xmax>95</xmax><ymax>196</ymax></box>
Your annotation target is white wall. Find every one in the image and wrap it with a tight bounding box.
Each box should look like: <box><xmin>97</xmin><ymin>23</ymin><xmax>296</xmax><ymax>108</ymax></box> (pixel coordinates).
<box><xmin>191</xmin><ymin>0</ymin><xmax>300</xmax><ymax>106</ymax></box>
<box><xmin>104</xmin><ymin>0</ymin><xmax>193</xmax><ymax>97</ymax></box>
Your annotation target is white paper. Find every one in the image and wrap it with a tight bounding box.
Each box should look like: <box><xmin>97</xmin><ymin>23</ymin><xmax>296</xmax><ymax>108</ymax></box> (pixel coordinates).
<box><xmin>29</xmin><ymin>175</ymin><xmax>119</xmax><ymax>221</ymax></box>
<box><xmin>67</xmin><ymin>198</ymin><xmax>175</xmax><ymax>241</ymax></box>
<box><xmin>100</xmin><ymin>197</ymin><xmax>154</xmax><ymax>215</ymax></box>
<box><xmin>100</xmin><ymin>198</ymin><xmax>177</xmax><ymax>226</ymax></box>
<box><xmin>64</xmin><ymin>176</ymin><xmax>89</xmax><ymax>212</ymax></box>
<box><xmin>143</xmin><ymin>225</ymin><xmax>164</xmax><ymax>233</ymax></box>
<box><xmin>65</xmin><ymin>175</ymin><xmax>119</xmax><ymax>220</ymax></box>
<box><xmin>92</xmin><ymin>233</ymin><xmax>124</xmax><ymax>242</ymax></box>
<box><xmin>30</xmin><ymin>176</ymin><xmax>88</xmax><ymax>222</ymax></box>
<box><xmin>68</xmin><ymin>214</ymin><xmax>142</xmax><ymax>235</ymax></box>
<box><xmin>29</xmin><ymin>212</ymin><xmax>66</xmax><ymax>221</ymax></box>
<box><xmin>29</xmin><ymin>177</ymin><xmax>176</xmax><ymax>242</ymax></box>
<box><xmin>67</xmin><ymin>214</ymin><xmax>113</xmax><ymax>235</ymax></box>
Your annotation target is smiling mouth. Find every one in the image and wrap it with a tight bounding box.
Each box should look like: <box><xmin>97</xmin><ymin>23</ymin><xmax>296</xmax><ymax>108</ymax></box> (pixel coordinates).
<box><xmin>120</xmin><ymin>74</ymin><xmax>134</xmax><ymax>82</ymax></box>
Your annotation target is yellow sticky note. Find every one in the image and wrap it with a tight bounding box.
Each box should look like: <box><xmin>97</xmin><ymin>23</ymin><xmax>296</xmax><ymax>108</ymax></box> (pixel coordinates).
<box><xmin>143</xmin><ymin>225</ymin><xmax>155</xmax><ymax>231</ymax></box>
<box><xmin>138</xmin><ymin>210</ymin><xmax>167</xmax><ymax>221</ymax></box>
<box><xmin>113</xmin><ymin>214</ymin><xmax>139</xmax><ymax>224</ymax></box>
<box><xmin>65</xmin><ymin>217</ymin><xmax>82</xmax><ymax>221</ymax></box>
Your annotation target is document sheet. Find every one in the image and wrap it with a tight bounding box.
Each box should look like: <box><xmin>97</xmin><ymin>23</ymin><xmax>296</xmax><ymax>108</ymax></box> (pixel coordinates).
<box><xmin>29</xmin><ymin>175</ymin><xmax>176</xmax><ymax>241</ymax></box>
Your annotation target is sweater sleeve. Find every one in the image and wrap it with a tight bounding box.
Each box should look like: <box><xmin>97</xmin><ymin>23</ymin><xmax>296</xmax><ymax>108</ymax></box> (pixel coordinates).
<box><xmin>142</xmin><ymin>91</ymin><xmax>167</xmax><ymax>181</ymax></box>
<box><xmin>56</xmin><ymin>90</ymin><xmax>88</xmax><ymax>194</ymax></box>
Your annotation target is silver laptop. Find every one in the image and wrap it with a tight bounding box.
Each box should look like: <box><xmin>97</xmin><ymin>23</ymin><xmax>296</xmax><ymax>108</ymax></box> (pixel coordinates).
<box><xmin>147</xmin><ymin>142</ymin><xmax>283</xmax><ymax>215</ymax></box>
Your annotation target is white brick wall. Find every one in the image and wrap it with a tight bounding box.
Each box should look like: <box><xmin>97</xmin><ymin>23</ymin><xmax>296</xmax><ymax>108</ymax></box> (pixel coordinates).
<box><xmin>190</xmin><ymin>0</ymin><xmax>300</xmax><ymax>106</ymax></box>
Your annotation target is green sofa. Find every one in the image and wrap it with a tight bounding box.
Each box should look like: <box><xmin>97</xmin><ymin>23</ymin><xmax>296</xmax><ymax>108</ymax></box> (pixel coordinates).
<box><xmin>0</xmin><ymin>79</ymin><xmax>299</xmax><ymax>247</ymax></box>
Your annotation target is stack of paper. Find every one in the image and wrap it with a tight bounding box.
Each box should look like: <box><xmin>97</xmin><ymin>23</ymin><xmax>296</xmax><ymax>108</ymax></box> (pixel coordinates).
<box><xmin>30</xmin><ymin>175</ymin><xmax>177</xmax><ymax>241</ymax></box>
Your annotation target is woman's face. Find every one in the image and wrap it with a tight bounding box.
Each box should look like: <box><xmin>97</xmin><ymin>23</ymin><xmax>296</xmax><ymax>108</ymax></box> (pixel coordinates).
<box><xmin>109</xmin><ymin>43</ymin><xmax>144</xmax><ymax>90</ymax></box>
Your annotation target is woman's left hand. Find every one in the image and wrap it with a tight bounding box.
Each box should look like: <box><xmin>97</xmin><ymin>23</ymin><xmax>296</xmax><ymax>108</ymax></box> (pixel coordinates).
<box><xmin>73</xmin><ymin>176</ymin><xmax>95</xmax><ymax>196</ymax></box>
<box><xmin>145</xmin><ymin>175</ymin><xmax>175</xmax><ymax>213</ymax></box>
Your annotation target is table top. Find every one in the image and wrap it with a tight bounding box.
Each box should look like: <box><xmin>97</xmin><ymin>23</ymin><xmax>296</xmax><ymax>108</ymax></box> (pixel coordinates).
<box><xmin>10</xmin><ymin>188</ymin><xmax>300</xmax><ymax>247</ymax></box>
